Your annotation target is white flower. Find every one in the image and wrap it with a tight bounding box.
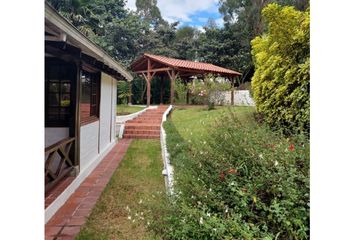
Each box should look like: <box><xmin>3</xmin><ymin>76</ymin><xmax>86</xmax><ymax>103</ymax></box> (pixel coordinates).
<box><xmin>199</xmin><ymin>217</ymin><xmax>204</xmax><ymax>224</ymax></box>
<box><xmin>128</xmin><ymin>216</ymin><xmax>131</xmax><ymax>220</ymax></box>
<box><xmin>139</xmin><ymin>199</ymin><xmax>143</xmax><ymax>204</ymax></box>
<box><xmin>207</xmin><ymin>212</ymin><xmax>211</xmax><ymax>217</ymax></box>
<box><xmin>209</xmin><ymin>188</ymin><xmax>212</xmax><ymax>192</ymax></box>
<box><xmin>259</xmin><ymin>154</ymin><xmax>264</xmax><ymax>159</ymax></box>
<box><xmin>191</xmin><ymin>195</ymin><xmax>195</xmax><ymax>199</ymax></box>
<box><xmin>274</xmin><ymin>160</ymin><xmax>279</xmax><ymax>166</ymax></box>
<box><xmin>225</xmin><ymin>208</ymin><xmax>228</xmax><ymax>213</ymax></box>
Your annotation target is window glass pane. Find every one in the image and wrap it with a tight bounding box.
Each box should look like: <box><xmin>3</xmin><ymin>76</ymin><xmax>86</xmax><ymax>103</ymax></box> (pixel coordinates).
<box><xmin>48</xmin><ymin>93</ymin><xmax>59</xmax><ymax>106</ymax></box>
<box><xmin>80</xmin><ymin>72</ymin><xmax>91</xmax><ymax>120</ymax></box>
<box><xmin>47</xmin><ymin>107</ymin><xmax>59</xmax><ymax>121</ymax></box>
<box><xmin>61</xmin><ymin>82</ymin><xmax>71</xmax><ymax>93</ymax></box>
<box><xmin>60</xmin><ymin>108</ymin><xmax>70</xmax><ymax>121</ymax></box>
<box><xmin>49</xmin><ymin>82</ymin><xmax>59</xmax><ymax>92</ymax></box>
<box><xmin>61</xmin><ymin>94</ymin><xmax>70</xmax><ymax>107</ymax></box>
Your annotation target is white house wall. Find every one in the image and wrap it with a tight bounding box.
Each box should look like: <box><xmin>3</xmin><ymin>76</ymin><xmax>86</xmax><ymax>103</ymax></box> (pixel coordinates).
<box><xmin>111</xmin><ymin>79</ymin><xmax>117</xmax><ymax>141</ymax></box>
<box><xmin>100</xmin><ymin>73</ymin><xmax>114</xmax><ymax>151</ymax></box>
<box><xmin>45</xmin><ymin>128</ymin><xmax>69</xmax><ymax>147</ymax></box>
<box><xmin>80</xmin><ymin>121</ymin><xmax>99</xmax><ymax>171</ymax></box>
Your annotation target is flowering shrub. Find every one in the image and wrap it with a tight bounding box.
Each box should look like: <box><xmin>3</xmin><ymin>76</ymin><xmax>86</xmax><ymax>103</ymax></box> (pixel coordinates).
<box><xmin>153</xmin><ymin>111</ymin><xmax>309</xmax><ymax>239</ymax></box>
<box><xmin>187</xmin><ymin>75</ymin><xmax>231</xmax><ymax>108</ymax></box>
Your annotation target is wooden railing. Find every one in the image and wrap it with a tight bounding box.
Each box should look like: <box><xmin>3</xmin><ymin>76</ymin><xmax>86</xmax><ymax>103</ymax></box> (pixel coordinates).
<box><xmin>45</xmin><ymin>137</ymin><xmax>76</xmax><ymax>193</ymax></box>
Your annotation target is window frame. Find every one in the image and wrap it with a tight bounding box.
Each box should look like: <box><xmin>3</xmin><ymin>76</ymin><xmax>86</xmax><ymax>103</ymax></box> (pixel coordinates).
<box><xmin>80</xmin><ymin>67</ymin><xmax>101</xmax><ymax>125</ymax></box>
<box><xmin>45</xmin><ymin>58</ymin><xmax>76</xmax><ymax>128</ymax></box>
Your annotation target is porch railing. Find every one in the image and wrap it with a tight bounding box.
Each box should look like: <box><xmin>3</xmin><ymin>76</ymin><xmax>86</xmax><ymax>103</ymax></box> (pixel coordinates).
<box><xmin>45</xmin><ymin>137</ymin><xmax>76</xmax><ymax>193</ymax></box>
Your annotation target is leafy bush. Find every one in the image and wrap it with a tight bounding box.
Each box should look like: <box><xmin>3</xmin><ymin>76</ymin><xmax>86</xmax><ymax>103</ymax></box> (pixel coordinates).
<box><xmin>174</xmin><ymin>78</ymin><xmax>188</xmax><ymax>104</ymax></box>
<box><xmin>251</xmin><ymin>4</ymin><xmax>310</xmax><ymax>134</ymax></box>
<box><xmin>154</xmin><ymin>111</ymin><xmax>309</xmax><ymax>239</ymax></box>
<box><xmin>187</xmin><ymin>75</ymin><xmax>231</xmax><ymax>108</ymax></box>
<box><xmin>117</xmin><ymin>80</ymin><xmax>131</xmax><ymax>104</ymax></box>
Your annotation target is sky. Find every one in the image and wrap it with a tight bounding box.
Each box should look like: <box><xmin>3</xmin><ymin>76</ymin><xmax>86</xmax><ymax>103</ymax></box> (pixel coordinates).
<box><xmin>125</xmin><ymin>0</ymin><xmax>224</xmax><ymax>30</ymax></box>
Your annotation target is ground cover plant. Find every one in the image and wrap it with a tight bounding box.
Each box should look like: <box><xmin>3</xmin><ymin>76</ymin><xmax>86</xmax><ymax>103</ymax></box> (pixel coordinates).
<box><xmin>151</xmin><ymin>106</ymin><xmax>309</xmax><ymax>239</ymax></box>
<box><xmin>76</xmin><ymin>140</ymin><xmax>165</xmax><ymax>240</ymax></box>
<box><xmin>117</xmin><ymin>104</ymin><xmax>145</xmax><ymax>115</ymax></box>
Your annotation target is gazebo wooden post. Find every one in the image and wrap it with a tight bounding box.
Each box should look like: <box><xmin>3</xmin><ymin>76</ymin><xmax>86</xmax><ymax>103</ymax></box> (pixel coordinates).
<box><xmin>167</xmin><ymin>69</ymin><xmax>176</xmax><ymax>104</ymax></box>
<box><xmin>146</xmin><ymin>58</ymin><xmax>152</xmax><ymax>107</ymax></box>
<box><xmin>231</xmin><ymin>76</ymin><xmax>235</xmax><ymax>105</ymax></box>
<box><xmin>159</xmin><ymin>75</ymin><xmax>164</xmax><ymax>104</ymax></box>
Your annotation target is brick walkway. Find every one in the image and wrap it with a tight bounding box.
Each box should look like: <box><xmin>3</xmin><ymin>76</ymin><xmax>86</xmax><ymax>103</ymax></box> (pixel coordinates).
<box><xmin>45</xmin><ymin>139</ymin><xmax>132</xmax><ymax>240</ymax></box>
<box><xmin>124</xmin><ymin>105</ymin><xmax>169</xmax><ymax>139</ymax></box>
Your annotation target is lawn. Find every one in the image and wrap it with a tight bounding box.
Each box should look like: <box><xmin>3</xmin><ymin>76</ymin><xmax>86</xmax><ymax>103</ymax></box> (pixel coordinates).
<box><xmin>170</xmin><ymin>105</ymin><xmax>255</xmax><ymax>146</ymax></box>
<box><xmin>117</xmin><ymin>104</ymin><xmax>145</xmax><ymax>115</ymax></box>
<box><xmin>76</xmin><ymin>139</ymin><xmax>165</xmax><ymax>240</ymax></box>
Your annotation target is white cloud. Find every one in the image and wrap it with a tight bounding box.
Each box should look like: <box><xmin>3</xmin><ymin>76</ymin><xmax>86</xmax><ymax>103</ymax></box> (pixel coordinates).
<box><xmin>157</xmin><ymin>0</ymin><xmax>219</xmax><ymax>23</ymax></box>
<box><xmin>215</xmin><ymin>17</ymin><xmax>224</xmax><ymax>27</ymax></box>
<box><xmin>125</xmin><ymin>0</ymin><xmax>136</xmax><ymax>11</ymax></box>
<box><xmin>125</xmin><ymin>0</ymin><xmax>220</xmax><ymax>24</ymax></box>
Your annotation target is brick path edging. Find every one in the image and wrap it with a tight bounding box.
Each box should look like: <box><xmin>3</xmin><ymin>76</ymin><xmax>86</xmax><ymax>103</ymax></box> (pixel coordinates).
<box><xmin>45</xmin><ymin>139</ymin><xmax>132</xmax><ymax>240</ymax></box>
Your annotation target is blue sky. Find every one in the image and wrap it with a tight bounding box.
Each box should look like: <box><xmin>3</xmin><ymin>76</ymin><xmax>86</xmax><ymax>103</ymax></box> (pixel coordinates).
<box><xmin>125</xmin><ymin>0</ymin><xmax>224</xmax><ymax>30</ymax></box>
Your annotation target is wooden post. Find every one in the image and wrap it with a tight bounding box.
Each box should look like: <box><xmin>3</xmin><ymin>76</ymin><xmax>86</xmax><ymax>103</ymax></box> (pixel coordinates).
<box><xmin>147</xmin><ymin>58</ymin><xmax>152</xmax><ymax>107</ymax></box>
<box><xmin>169</xmin><ymin>69</ymin><xmax>176</xmax><ymax>104</ymax></box>
<box><xmin>160</xmin><ymin>76</ymin><xmax>164</xmax><ymax>104</ymax></box>
<box><xmin>74</xmin><ymin>61</ymin><xmax>81</xmax><ymax>174</ymax></box>
<box><xmin>231</xmin><ymin>76</ymin><xmax>235</xmax><ymax>105</ymax></box>
<box><xmin>128</xmin><ymin>81</ymin><xmax>132</xmax><ymax>105</ymax></box>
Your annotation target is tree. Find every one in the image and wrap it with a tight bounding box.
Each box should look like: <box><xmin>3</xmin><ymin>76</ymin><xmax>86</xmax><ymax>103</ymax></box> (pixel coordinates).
<box><xmin>251</xmin><ymin>3</ymin><xmax>310</xmax><ymax>134</ymax></box>
<box><xmin>136</xmin><ymin>0</ymin><xmax>167</xmax><ymax>27</ymax></box>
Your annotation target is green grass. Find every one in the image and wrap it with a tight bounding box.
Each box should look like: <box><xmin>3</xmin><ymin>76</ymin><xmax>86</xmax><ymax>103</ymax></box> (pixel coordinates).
<box><xmin>117</xmin><ymin>104</ymin><xmax>145</xmax><ymax>115</ymax></box>
<box><xmin>76</xmin><ymin>140</ymin><xmax>165</xmax><ymax>240</ymax></box>
<box><xmin>170</xmin><ymin>105</ymin><xmax>255</xmax><ymax>146</ymax></box>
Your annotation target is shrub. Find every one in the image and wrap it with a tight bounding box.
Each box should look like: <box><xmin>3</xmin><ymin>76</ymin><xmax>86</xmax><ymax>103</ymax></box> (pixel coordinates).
<box><xmin>251</xmin><ymin>4</ymin><xmax>310</xmax><ymax>134</ymax></box>
<box><xmin>187</xmin><ymin>75</ymin><xmax>231</xmax><ymax>107</ymax></box>
<box><xmin>154</xmin><ymin>111</ymin><xmax>309</xmax><ymax>239</ymax></box>
<box><xmin>117</xmin><ymin>80</ymin><xmax>131</xmax><ymax>104</ymax></box>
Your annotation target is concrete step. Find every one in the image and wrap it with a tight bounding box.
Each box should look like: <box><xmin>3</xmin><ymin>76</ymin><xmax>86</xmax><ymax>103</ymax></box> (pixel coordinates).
<box><xmin>123</xmin><ymin>133</ymin><xmax>160</xmax><ymax>139</ymax></box>
<box><xmin>127</xmin><ymin>120</ymin><xmax>162</xmax><ymax>124</ymax></box>
<box><xmin>124</xmin><ymin>129</ymin><xmax>160</xmax><ymax>135</ymax></box>
<box><xmin>125</xmin><ymin>124</ymin><xmax>160</xmax><ymax>130</ymax></box>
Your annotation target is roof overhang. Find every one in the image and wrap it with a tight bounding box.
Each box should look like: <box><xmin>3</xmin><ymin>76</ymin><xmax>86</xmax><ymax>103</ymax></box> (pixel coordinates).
<box><xmin>45</xmin><ymin>2</ymin><xmax>133</xmax><ymax>81</ymax></box>
<box><xmin>130</xmin><ymin>53</ymin><xmax>242</xmax><ymax>78</ymax></box>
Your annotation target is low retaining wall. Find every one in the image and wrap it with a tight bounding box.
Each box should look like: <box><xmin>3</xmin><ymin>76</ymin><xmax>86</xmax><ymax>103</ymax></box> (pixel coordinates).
<box><xmin>160</xmin><ymin>105</ymin><xmax>174</xmax><ymax>195</ymax></box>
<box><xmin>116</xmin><ymin>106</ymin><xmax>157</xmax><ymax>138</ymax></box>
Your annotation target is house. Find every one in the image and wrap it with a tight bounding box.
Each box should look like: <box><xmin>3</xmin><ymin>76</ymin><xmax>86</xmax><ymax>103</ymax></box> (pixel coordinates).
<box><xmin>45</xmin><ymin>2</ymin><xmax>133</xmax><ymax>223</ymax></box>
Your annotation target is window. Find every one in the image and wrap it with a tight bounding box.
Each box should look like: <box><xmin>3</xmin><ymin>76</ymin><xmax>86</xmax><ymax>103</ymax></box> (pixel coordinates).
<box><xmin>45</xmin><ymin>59</ymin><xmax>76</xmax><ymax>127</ymax></box>
<box><xmin>80</xmin><ymin>70</ymin><xmax>100</xmax><ymax>124</ymax></box>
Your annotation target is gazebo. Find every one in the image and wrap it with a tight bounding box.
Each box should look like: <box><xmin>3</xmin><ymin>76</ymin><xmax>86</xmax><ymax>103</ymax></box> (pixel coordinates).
<box><xmin>130</xmin><ymin>53</ymin><xmax>242</xmax><ymax>106</ymax></box>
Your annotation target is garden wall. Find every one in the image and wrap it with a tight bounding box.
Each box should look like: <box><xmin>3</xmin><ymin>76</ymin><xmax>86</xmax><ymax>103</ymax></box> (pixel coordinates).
<box><xmin>210</xmin><ymin>90</ymin><xmax>255</xmax><ymax>106</ymax></box>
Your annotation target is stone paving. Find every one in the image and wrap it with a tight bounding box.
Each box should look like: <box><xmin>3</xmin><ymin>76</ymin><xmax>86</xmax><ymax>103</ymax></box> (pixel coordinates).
<box><xmin>45</xmin><ymin>138</ymin><xmax>132</xmax><ymax>240</ymax></box>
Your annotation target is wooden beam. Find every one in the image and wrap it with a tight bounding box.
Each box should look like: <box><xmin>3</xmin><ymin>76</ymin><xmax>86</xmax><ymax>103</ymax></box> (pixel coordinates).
<box><xmin>135</xmin><ymin>67</ymin><xmax>172</xmax><ymax>74</ymax></box>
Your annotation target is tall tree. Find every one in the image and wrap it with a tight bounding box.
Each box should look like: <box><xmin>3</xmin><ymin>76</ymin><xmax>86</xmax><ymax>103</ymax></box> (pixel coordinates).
<box><xmin>135</xmin><ymin>0</ymin><xmax>167</xmax><ymax>27</ymax></box>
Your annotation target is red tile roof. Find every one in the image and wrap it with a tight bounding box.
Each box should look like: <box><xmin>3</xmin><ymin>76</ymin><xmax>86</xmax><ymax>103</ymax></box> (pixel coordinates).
<box><xmin>132</xmin><ymin>53</ymin><xmax>241</xmax><ymax>76</ymax></box>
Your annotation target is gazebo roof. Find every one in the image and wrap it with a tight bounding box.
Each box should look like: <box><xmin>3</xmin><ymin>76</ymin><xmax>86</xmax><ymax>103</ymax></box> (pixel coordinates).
<box><xmin>131</xmin><ymin>53</ymin><xmax>241</xmax><ymax>77</ymax></box>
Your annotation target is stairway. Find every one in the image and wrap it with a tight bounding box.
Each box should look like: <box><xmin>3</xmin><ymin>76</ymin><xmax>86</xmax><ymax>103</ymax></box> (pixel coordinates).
<box><xmin>123</xmin><ymin>105</ymin><xmax>169</xmax><ymax>139</ymax></box>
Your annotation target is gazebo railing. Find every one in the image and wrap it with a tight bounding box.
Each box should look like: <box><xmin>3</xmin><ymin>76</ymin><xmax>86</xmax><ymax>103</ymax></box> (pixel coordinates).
<box><xmin>45</xmin><ymin>137</ymin><xmax>76</xmax><ymax>193</ymax></box>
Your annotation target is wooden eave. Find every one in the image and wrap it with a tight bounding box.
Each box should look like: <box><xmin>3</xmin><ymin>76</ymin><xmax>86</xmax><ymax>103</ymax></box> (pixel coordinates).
<box><xmin>45</xmin><ymin>2</ymin><xmax>133</xmax><ymax>81</ymax></box>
